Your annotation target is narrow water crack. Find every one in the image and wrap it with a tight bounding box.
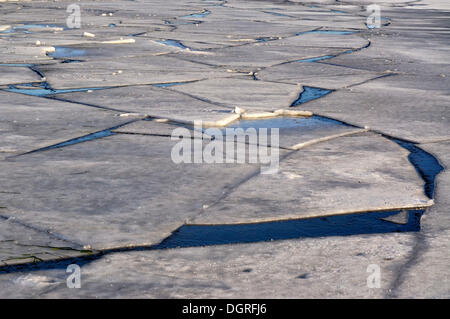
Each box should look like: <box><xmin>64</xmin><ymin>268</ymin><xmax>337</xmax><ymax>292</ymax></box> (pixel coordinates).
<box><xmin>4</xmin><ymin>81</ymin><xmax>110</xmax><ymax>97</ymax></box>
<box><xmin>46</xmin><ymin>46</ymin><xmax>86</xmax><ymax>63</ymax></box>
<box><xmin>7</xmin><ymin>119</ymin><xmax>144</xmax><ymax>158</ymax></box>
<box><xmin>386</xmin><ymin>231</ymin><xmax>424</xmax><ymax>298</ymax></box>
<box><xmin>48</xmin><ymin>96</ymin><xmax>130</xmax><ymax>113</ymax></box>
<box><xmin>290</xmin><ymin>86</ymin><xmax>334</xmax><ymax>106</ymax></box>
<box><xmin>0</xmin><ymin>208</ymin><xmax>427</xmax><ymax>273</ymax></box>
<box><xmin>291</xmin><ymin>41</ymin><xmax>371</xmax><ymax>64</ymax></box>
<box><xmin>157</xmin><ymin>209</ymin><xmax>424</xmax><ymax>249</ymax></box>
<box><xmin>296</xmin><ymin>30</ymin><xmax>359</xmax><ymax>36</ymax></box>
<box><xmin>180</xmin><ymin>9</ymin><xmax>211</xmax><ymax>19</ymax></box>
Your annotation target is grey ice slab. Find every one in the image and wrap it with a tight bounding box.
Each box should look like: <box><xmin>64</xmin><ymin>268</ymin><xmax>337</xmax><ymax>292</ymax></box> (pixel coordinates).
<box><xmin>0</xmin><ymin>134</ymin><xmax>262</xmax><ymax>250</ymax></box>
<box><xmin>171</xmin><ymin>78</ymin><xmax>299</xmax><ymax>111</ymax></box>
<box><xmin>303</xmin><ymin>76</ymin><xmax>450</xmax><ymax>143</ymax></box>
<box><xmin>0</xmin><ymin>91</ymin><xmax>129</xmax><ymax>157</ymax></box>
<box><xmin>54</xmin><ymin>84</ymin><xmax>236</xmax><ymax>123</ymax></box>
<box><xmin>391</xmin><ymin>141</ymin><xmax>450</xmax><ymax>298</ymax></box>
<box><xmin>0</xmin><ymin>65</ymin><xmax>42</xmax><ymax>86</ymax></box>
<box><xmin>0</xmin><ymin>229</ymin><xmax>416</xmax><ymax>298</ymax></box>
<box><xmin>56</xmin><ymin>25</ymin><xmax>171</xmax><ymax>42</ymax></box>
<box><xmin>191</xmin><ymin>132</ymin><xmax>431</xmax><ymax>225</ymax></box>
<box><xmin>40</xmin><ymin>55</ymin><xmax>236</xmax><ymax>89</ymax></box>
<box><xmin>257</xmin><ymin>61</ymin><xmax>381</xmax><ymax>89</ymax></box>
<box><xmin>0</xmin><ymin>40</ymin><xmax>53</xmax><ymax>64</ymax></box>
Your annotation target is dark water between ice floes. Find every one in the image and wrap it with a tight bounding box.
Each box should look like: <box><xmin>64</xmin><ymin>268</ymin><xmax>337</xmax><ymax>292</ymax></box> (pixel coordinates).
<box><xmin>154</xmin><ymin>210</ymin><xmax>424</xmax><ymax>249</ymax></box>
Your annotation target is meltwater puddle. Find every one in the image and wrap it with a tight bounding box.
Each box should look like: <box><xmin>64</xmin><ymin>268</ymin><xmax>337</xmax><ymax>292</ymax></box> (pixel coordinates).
<box><xmin>4</xmin><ymin>82</ymin><xmax>108</xmax><ymax>97</ymax></box>
<box><xmin>290</xmin><ymin>86</ymin><xmax>333</xmax><ymax>106</ymax></box>
<box><xmin>154</xmin><ymin>210</ymin><xmax>424</xmax><ymax>249</ymax></box>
